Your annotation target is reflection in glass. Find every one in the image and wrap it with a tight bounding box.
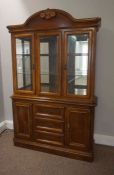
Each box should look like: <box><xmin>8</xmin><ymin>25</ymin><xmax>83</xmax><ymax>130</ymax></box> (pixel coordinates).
<box><xmin>16</xmin><ymin>38</ymin><xmax>32</xmax><ymax>90</ymax></box>
<box><xmin>67</xmin><ymin>34</ymin><xmax>89</xmax><ymax>95</ymax></box>
<box><xmin>40</xmin><ymin>36</ymin><xmax>58</xmax><ymax>93</ymax></box>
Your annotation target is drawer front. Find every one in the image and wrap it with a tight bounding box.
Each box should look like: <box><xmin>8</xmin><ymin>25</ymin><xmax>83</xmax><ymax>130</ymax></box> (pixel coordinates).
<box><xmin>34</xmin><ymin>117</ymin><xmax>64</xmax><ymax>133</ymax></box>
<box><xmin>34</xmin><ymin>130</ymin><xmax>64</xmax><ymax>146</ymax></box>
<box><xmin>33</xmin><ymin>103</ymin><xmax>65</xmax><ymax>146</ymax></box>
<box><xmin>33</xmin><ymin>104</ymin><xmax>64</xmax><ymax>120</ymax></box>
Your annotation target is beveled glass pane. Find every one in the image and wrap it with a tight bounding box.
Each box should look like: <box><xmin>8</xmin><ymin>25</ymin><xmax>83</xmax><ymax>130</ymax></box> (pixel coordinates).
<box><xmin>16</xmin><ymin>38</ymin><xmax>32</xmax><ymax>90</ymax></box>
<box><xmin>39</xmin><ymin>36</ymin><xmax>58</xmax><ymax>93</ymax></box>
<box><xmin>40</xmin><ymin>43</ymin><xmax>49</xmax><ymax>54</ymax></box>
<box><xmin>40</xmin><ymin>56</ymin><xmax>49</xmax><ymax>91</ymax></box>
<box><xmin>67</xmin><ymin>34</ymin><xmax>89</xmax><ymax>95</ymax></box>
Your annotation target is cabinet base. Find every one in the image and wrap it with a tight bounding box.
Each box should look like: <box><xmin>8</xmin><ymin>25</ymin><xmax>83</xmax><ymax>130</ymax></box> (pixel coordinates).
<box><xmin>14</xmin><ymin>137</ymin><xmax>93</xmax><ymax>162</ymax></box>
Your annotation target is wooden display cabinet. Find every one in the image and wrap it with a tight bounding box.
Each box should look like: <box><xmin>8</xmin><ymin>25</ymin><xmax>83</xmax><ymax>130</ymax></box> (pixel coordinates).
<box><xmin>7</xmin><ymin>8</ymin><xmax>101</xmax><ymax>161</ymax></box>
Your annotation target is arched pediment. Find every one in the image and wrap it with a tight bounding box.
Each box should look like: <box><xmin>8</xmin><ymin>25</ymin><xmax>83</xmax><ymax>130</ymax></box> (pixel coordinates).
<box><xmin>7</xmin><ymin>8</ymin><xmax>101</xmax><ymax>32</ymax></box>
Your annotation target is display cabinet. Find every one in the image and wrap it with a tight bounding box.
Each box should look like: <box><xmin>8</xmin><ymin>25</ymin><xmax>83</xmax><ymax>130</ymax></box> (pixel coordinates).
<box><xmin>7</xmin><ymin>8</ymin><xmax>101</xmax><ymax>161</ymax></box>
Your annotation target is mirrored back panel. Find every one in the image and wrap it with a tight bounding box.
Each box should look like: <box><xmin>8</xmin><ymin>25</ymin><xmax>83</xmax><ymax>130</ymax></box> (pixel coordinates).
<box><xmin>67</xmin><ymin>34</ymin><xmax>89</xmax><ymax>96</ymax></box>
<box><xmin>39</xmin><ymin>35</ymin><xmax>60</xmax><ymax>94</ymax></box>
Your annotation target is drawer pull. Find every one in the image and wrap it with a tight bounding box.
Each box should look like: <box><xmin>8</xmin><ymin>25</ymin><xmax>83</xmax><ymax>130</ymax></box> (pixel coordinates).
<box><xmin>35</xmin><ymin>130</ymin><xmax>64</xmax><ymax>137</ymax></box>
<box><xmin>35</xmin><ymin>116</ymin><xmax>64</xmax><ymax>123</ymax></box>
<box><xmin>67</xmin><ymin>123</ymin><xmax>70</xmax><ymax>129</ymax></box>
<box><xmin>35</xmin><ymin>126</ymin><xmax>63</xmax><ymax>133</ymax></box>
<box><xmin>35</xmin><ymin>113</ymin><xmax>63</xmax><ymax>120</ymax></box>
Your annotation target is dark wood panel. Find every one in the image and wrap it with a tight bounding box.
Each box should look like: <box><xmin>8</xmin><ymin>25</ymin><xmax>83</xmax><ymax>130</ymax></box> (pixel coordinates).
<box><xmin>13</xmin><ymin>102</ymin><xmax>32</xmax><ymax>138</ymax></box>
<box><xmin>66</xmin><ymin>107</ymin><xmax>91</xmax><ymax>150</ymax></box>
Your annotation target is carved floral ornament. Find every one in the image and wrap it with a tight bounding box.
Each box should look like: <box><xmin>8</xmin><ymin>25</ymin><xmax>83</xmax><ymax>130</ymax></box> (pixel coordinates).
<box><xmin>39</xmin><ymin>9</ymin><xmax>56</xmax><ymax>19</ymax></box>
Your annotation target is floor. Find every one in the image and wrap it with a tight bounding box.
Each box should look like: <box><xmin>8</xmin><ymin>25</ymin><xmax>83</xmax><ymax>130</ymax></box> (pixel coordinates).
<box><xmin>0</xmin><ymin>130</ymin><xmax>114</xmax><ymax>175</ymax></box>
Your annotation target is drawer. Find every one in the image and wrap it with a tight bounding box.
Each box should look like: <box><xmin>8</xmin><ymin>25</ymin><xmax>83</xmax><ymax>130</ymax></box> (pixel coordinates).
<box><xmin>34</xmin><ymin>130</ymin><xmax>64</xmax><ymax>146</ymax></box>
<box><xmin>33</xmin><ymin>104</ymin><xmax>64</xmax><ymax>120</ymax></box>
<box><xmin>34</xmin><ymin>116</ymin><xmax>64</xmax><ymax>133</ymax></box>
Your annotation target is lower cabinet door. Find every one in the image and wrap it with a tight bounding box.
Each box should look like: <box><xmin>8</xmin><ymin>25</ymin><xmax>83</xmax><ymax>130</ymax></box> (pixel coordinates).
<box><xmin>13</xmin><ymin>101</ymin><xmax>32</xmax><ymax>139</ymax></box>
<box><xmin>66</xmin><ymin>107</ymin><xmax>92</xmax><ymax>151</ymax></box>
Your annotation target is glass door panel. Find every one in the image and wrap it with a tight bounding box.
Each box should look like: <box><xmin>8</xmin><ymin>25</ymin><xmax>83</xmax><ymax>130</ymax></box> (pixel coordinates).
<box><xmin>39</xmin><ymin>35</ymin><xmax>59</xmax><ymax>94</ymax></box>
<box><xmin>16</xmin><ymin>37</ymin><xmax>33</xmax><ymax>91</ymax></box>
<box><xmin>67</xmin><ymin>34</ymin><xmax>89</xmax><ymax>96</ymax></box>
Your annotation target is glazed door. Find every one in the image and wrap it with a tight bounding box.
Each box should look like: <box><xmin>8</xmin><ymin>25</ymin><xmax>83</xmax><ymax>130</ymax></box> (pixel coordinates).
<box><xmin>36</xmin><ymin>32</ymin><xmax>61</xmax><ymax>96</ymax></box>
<box><xmin>66</xmin><ymin>107</ymin><xmax>91</xmax><ymax>151</ymax></box>
<box><xmin>64</xmin><ymin>30</ymin><xmax>92</xmax><ymax>98</ymax></box>
<box><xmin>12</xmin><ymin>33</ymin><xmax>35</xmax><ymax>94</ymax></box>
